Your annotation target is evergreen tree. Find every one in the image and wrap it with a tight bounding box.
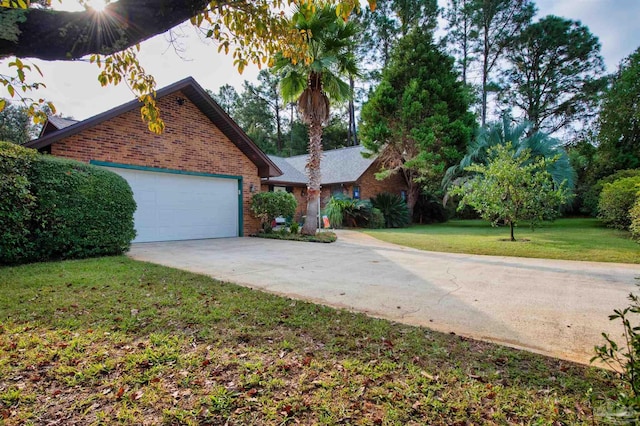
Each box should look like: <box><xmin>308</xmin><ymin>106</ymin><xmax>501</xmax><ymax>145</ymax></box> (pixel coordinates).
<box><xmin>595</xmin><ymin>46</ymin><xmax>640</xmax><ymax>177</ymax></box>
<box><xmin>501</xmin><ymin>15</ymin><xmax>606</xmax><ymax>135</ymax></box>
<box><xmin>360</xmin><ymin>29</ymin><xmax>476</xmax><ymax>216</ymax></box>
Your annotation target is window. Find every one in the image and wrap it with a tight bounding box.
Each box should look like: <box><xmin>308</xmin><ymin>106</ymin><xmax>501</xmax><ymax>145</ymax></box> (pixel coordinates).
<box><xmin>353</xmin><ymin>186</ymin><xmax>360</xmax><ymax>199</ymax></box>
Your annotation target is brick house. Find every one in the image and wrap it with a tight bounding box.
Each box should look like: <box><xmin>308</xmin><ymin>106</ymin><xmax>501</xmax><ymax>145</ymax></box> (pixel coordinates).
<box><xmin>25</xmin><ymin>77</ymin><xmax>282</xmax><ymax>242</ymax></box>
<box><xmin>262</xmin><ymin>145</ymin><xmax>408</xmax><ymax>220</ymax></box>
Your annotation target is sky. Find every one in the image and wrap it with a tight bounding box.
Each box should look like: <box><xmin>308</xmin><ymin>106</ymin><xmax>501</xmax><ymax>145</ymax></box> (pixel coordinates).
<box><xmin>1</xmin><ymin>0</ymin><xmax>639</xmax><ymax>121</ymax></box>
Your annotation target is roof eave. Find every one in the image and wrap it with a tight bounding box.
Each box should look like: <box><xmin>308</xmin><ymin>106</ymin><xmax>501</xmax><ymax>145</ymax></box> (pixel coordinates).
<box><xmin>25</xmin><ymin>77</ymin><xmax>282</xmax><ymax>179</ymax></box>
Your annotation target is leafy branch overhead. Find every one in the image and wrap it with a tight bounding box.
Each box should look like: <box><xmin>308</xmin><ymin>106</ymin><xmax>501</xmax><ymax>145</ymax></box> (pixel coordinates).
<box><xmin>0</xmin><ymin>0</ymin><xmax>374</xmax><ymax>132</ymax></box>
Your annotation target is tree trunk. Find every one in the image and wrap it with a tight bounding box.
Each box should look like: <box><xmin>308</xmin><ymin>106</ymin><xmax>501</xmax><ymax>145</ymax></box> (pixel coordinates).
<box><xmin>302</xmin><ymin>120</ymin><xmax>323</xmax><ymax>235</ymax></box>
<box><xmin>347</xmin><ymin>76</ymin><xmax>358</xmax><ymax>146</ymax></box>
<box><xmin>275</xmin><ymin>100</ymin><xmax>283</xmax><ymax>153</ymax></box>
<box><xmin>481</xmin><ymin>20</ymin><xmax>490</xmax><ymax>127</ymax></box>
<box><xmin>510</xmin><ymin>222</ymin><xmax>515</xmax><ymax>241</ymax></box>
<box><xmin>402</xmin><ymin>169</ymin><xmax>419</xmax><ymax>221</ymax></box>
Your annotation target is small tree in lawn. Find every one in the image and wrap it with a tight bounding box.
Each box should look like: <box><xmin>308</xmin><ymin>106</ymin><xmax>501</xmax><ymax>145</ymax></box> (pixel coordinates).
<box><xmin>449</xmin><ymin>143</ymin><xmax>569</xmax><ymax>241</ymax></box>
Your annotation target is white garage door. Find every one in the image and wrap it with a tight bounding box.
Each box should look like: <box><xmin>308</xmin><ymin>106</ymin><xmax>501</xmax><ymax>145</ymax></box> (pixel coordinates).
<box><xmin>102</xmin><ymin>166</ymin><xmax>240</xmax><ymax>243</ymax></box>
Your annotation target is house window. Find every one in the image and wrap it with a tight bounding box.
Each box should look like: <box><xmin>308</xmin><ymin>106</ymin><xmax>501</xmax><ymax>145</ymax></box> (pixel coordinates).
<box><xmin>400</xmin><ymin>190</ymin><xmax>407</xmax><ymax>201</ymax></box>
<box><xmin>332</xmin><ymin>185</ymin><xmax>344</xmax><ymax>196</ymax></box>
<box><xmin>353</xmin><ymin>186</ymin><xmax>360</xmax><ymax>199</ymax></box>
<box><xmin>273</xmin><ymin>186</ymin><xmax>287</xmax><ymax>193</ymax></box>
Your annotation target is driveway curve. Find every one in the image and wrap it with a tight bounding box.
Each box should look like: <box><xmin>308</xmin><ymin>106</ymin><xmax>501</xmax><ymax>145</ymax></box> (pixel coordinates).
<box><xmin>128</xmin><ymin>231</ymin><xmax>640</xmax><ymax>365</ymax></box>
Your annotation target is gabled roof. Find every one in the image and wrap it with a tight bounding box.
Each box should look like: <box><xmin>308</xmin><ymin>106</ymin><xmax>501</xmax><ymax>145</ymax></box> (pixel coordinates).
<box><xmin>38</xmin><ymin>116</ymin><xmax>79</xmax><ymax>138</ymax></box>
<box><xmin>266</xmin><ymin>145</ymin><xmax>376</xmax><ymax>186</ymax></box>
<box><xmin>26</xmin><ymin>77</ymin><xmax>282</xmax><ymax>178</ymax></box>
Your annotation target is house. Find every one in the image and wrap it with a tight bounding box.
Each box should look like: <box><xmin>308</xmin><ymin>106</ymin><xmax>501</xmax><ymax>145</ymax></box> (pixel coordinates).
<box><xmin>262</xmin><ymin>145</ymin><xmax>408</xmax><ymax>219</ymax></box>
<box><xmin>25</xmin><ymin>77</ymin><xmax>282</xmax><ymax>243</ymax></box>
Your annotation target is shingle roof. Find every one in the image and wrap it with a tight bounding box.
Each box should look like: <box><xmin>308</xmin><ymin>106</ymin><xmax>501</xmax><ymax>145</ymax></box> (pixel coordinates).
<box><xmin>267</xmin><ymin>145</ymin><xmax>376</xmax><ymax>186</ymax></box>
<box><xmin>26</xmin><ymin>77</ymin><xmax>282</xmax><ymax>178</ymax></box>
<box><xmin>48</xmin><ymin>116</ymin><xmax>78</xmax><ymax>129</ymax></box>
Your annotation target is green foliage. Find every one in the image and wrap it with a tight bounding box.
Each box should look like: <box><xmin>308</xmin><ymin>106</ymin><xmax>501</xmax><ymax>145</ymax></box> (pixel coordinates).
<box><xmin>0</xmin><ymin>141</ymin><xmax>37</xmax><ymax>263</ymax></box>
<box><xmin>371</xmin><ymin>192</ymin><xmax>410</xmax><ymax>228</ymax></box>
<box><xmin>443</xmin><ymin>115</ymin><xmax>575</xmax><ymax>193</ymax></box>
<box><xmin>598</xmin><ymin>176</ymin><xmax>640</xmax><ymax>230</ymax></box>
<box><xmin>289</xmin><ymin>220</ymin><xmax>299</xmax><ymax>234</ymax></box>
<box><xmin>0</xmin><ymin>100</ymin><xmax>40</xmax><ymax>144</ymax></box>
<box><xmin>631</xmin><ymin>197</ymin><xmax>640</xmax><ymax>242</ymax></box>
<box><xmin>252</xmin><ymin>230</ymin><xmax>337</xmax><ymax>243</ymax></box>
<box><xmin>412</xmin><ymin>192</ymin><xmax>449</xmax><ymax>224</ymax></box>
<box><xmin>368</xmin><ymin>207</ymin><xmax>385</xmax><ymax>229</ymax></box>
<box><xmin>449</xmin><ymin>143</ymin><xmax>570</xmax><ymax>241</ymax></box>
<box><xmin>250</xmin><ymin>191</ymin><xmax>297</xmax><ymax>232</ymax></box>
<box><xmin>0</xmin><ymin>146</ymin><xmax>136</xmax><ymax>264</ymax></box>
<box><xmin>29</xmin><ymin>156</ymin><xmax>136</xmax><ymax>260</ymax></box>
<box><xmin>592</xmin><ymin>288</ymin><xmax>640</xmax><ymax>422</ymax></box>
<box><xmin>323</xmin><ymin>195</ymin><xmax>382</xmax><ymax>229</ymax></box>
<box><xmin>323</xmin><ymin>195</ymin><xmax>352</xmax><ymax>228</ymax></box>
<box><xmin>501</xmin><ymin>15</ymin><xmax>605</xmax><ymax>135</ymax></box>
<box><xmin>595</xmin><ymin>47</ymin><xmax>640</xmax><ymax>177</ymax></box>
<box><xmin>583</xmin><ymin>169</ymin><xmax>640</xmax><ymax>217</ymax></box>
<box><xmin>360</xmin><ymin>28</ymin><xmax>476</xmax><ymax>212</ymax></box>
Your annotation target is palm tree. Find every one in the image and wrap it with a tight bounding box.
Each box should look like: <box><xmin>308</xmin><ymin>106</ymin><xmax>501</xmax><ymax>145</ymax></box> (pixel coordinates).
<box><xmin>274</xmin><ymin>2</ymin><xmax>358</xmax><ymax>235</ymax></box>
<box><xmin>442</xmin><ymin>114</ymin><xmax>575</xmax><ymax>193</ymax></box>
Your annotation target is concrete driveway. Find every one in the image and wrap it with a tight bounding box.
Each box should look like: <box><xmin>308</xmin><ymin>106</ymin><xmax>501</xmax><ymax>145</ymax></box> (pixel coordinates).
<box><xmin>128</xmin><ymin>231</ymin><xmax>640</xmax><ymax>365</ymax></box>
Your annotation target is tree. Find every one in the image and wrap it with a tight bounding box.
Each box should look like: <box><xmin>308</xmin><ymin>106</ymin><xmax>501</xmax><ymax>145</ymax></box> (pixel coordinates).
<box><xmin>449</xmin><ymin>143</ymin><xmax>570</xmax><ymax>241</ymax></box>
<box><xmin>500</xmin><ymin>15</ymin><xmax>606</xmax><ymax>135</ymax></box>
<box><xmin>461</xmin><ymin>0</ymin><xmax>535</xmax><ymax>125</ymax></box>
<box><xmin>356</xmin><ymin>0</ymin><xmax>438</xmax><ymax>77</ymax></box>
<box><xmin>443</xmin><ymin>0</ymin><xmax>476</xmax><ymax>85</ymax></box>
<box><xmin>274</xmin><ymin>2</ymin><xmax>359</xmax><ymax>235</ymax></box>
<box><xmin>595</xmin><ymin>46</ymin><xmax>640</xmax><ymax>177</ymax></box>
<box><xmin>234</xmin><ymin>80</ymin><xmax>278</xmax><ymax>154</ymax></box>
<box><xmin>360</xmin><ymin>29</ymin><xmax>476</xmax><ymax>217</ymax></box>
<box><xmin>248</xmin><ymin>70</ymin><xmax>285</xmax><ymax>152</ymax></box>
<box><xmin>0</xmin><ymin>101</ymin><xmax>38</xmax><ymax>144</ymax></box>
<box><xmin>210</xmin><ymin>85</ymin><xmax>240</xmax><ymax>116</ymax></box>
<box><xmin>443</xmin><ymin>115</ymin><xmax>575</xmax><ymax>193</ymax></box>
<box><xmin>0</xmin><ymin>0</ymin><xmax>369</xmax><ymax>132</ymax></box>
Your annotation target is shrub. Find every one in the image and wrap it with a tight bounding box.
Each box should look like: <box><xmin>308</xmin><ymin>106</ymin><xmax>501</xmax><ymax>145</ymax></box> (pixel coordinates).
<box><xmin>323</xmin><ymin>195</ymin><xmax>354</xmax><ymax>228</ymax></box>
<box><xmin>0</xmin><ymin>147</ymin><xmax>137</xmax><ymax>264</ymax></box>
<box><xmin>584</xmin><ymin>169</ymin><xmax>640</xmax><ymax>216</ymax></box>
<box><xmin>592</xmin><ymin>288</ymin><xmax>640</xmax><ymax>422</ymax></box>
<box><xmin>413</xmin><ymin>192</ymin><xmax>448</xmax><ymax>224</ymax></box>
<box><xmin>371</xmin><ymin>192</ymin><xmax>410</xmax><ymax>228</ymax></box>
<box><xmin>29</xmin><ymin>156</ymin><xmax>137</xmax><ymax>259</ymax></box>
<box><xmin>369</xmin><ymin>207</ymin><xmax>385</xmax><ymax>229</ymax></box>
<box><xmin>323</xmin><ymin>195</ymin><xmax>382</xmax><ymax>228</ymax></box>
<box><xmin>0</xmin><ymin>142</ymin><xmax>38</xmax><ymax>264</ymax></box>
<box><xmin>250</xmin><ymin>191</ymin><xmax>297</xmax><ymax>232</ymax></box>
<box><xmin>630</xmin><ymin>196</ymin><xmax>640</xmax><ymax>241</ymax></box>
<box><xmin>598</xmin><ymin>176</ymin><xmax>640</xmax><ymax>230</ymax></box>
<box><xmin>289</xmin><ymin>221</ymin><xmax>300</xmax><ymax>234</ymax></box>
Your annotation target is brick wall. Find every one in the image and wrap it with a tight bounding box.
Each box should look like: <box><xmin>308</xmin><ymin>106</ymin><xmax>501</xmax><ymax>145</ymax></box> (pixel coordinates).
<box><xmin>50</xmin><ymin>91</ymin><xmax>262</xmax><ymax>235</ymax></box>
<box><xmin>356</xmin><ymin>161</ymin><xmax>408</xmax><ymax>200</ymax></box>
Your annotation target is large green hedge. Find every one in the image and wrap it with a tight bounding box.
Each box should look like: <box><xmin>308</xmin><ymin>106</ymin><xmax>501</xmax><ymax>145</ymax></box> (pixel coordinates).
<box><xmin>0</xmin><ymin>142</ymin><xmax>136</xmax><ymax>264</ymax></box>
<box><xmin>583</xmin><ymin>169</ymin><xmax>640</xmax><ymax>216</ymax></box>
<box><xmin>598</xmin><ymin>176</ymin><xmax>640</xmax><ymax>230</ymax></box>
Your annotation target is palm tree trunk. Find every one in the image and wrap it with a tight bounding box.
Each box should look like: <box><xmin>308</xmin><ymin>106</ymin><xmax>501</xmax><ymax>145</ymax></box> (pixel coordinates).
<box><xmin>302</xmin><ymin>120</ymin><xmax>323</xmax><ymax>235</ymax></box>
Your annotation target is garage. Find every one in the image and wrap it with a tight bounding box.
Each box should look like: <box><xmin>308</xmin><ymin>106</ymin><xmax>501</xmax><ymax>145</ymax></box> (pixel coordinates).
<box><xmin>99</xmin><ymin>164</ymin><xmax>240</xmax><ymax>243</ymax></box>
<box><xmin>25</xmin><ymin>77</ymin><xmax>283</xmax><ymax>239</ymax></box>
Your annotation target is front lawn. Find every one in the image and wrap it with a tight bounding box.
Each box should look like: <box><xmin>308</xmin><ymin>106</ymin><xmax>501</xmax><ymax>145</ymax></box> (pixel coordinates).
<box><xmin>0</xmin><ymin>257</ymin><xmax>618</xmax><ymax>424</ymax></box>
<box><xmin>364</xmin><ymin>218</ymin><xmax>639</xmax><ymax>263</ymax></box>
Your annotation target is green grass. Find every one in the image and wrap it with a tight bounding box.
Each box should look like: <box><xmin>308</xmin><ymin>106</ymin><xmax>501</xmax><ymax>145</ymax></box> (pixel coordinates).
<box><xmin>363</xmin><ymin>218</ymin><xmax>640</xmax><ymax>263</ymax></box>
<box><xmin>0</xmin><ymin>257</ymin><xmax>621</xmax><ymax>424</ymax></box>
